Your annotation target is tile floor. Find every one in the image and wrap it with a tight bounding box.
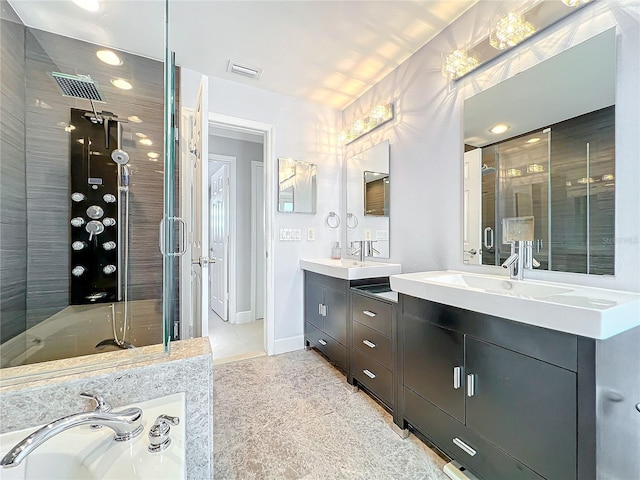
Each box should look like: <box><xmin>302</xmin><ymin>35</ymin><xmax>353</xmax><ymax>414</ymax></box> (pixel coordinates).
<box><xmin>213</xmin><ymin>348</ymin><xmax>450</xmax><ymax>479</ymax></box>
<box><xmin>208</xmin><ymin>309</ymin><xmax>265</xmax><ymax>365</ymax></box>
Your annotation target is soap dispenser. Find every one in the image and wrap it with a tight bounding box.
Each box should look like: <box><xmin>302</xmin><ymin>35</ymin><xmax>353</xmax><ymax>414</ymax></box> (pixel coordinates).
<box><xmin>331</xmin><ymin>242</ymin><xmax>341</xmax><ymax>259</ymax></box>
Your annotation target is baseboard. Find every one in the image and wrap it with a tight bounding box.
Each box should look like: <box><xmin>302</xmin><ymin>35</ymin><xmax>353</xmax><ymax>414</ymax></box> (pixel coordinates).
<box><xmin>274</xmin><ymin>335</ymin><xmax>304</xmax><ymax>355</ymax></box>
<box><xmin>233</xmin><ymin>310</ymin><xmax>254</xmax><ymax>324</ymax></box>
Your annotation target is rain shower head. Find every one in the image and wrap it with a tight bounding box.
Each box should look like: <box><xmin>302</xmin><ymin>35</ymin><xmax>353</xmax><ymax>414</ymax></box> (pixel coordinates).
<box><xmin>51</xmin><ymin>72</ymin><xmax>105</xmax><ymax>102</ymax></box>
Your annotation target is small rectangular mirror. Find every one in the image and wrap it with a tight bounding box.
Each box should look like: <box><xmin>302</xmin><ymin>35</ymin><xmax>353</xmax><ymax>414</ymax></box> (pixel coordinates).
<box><xmin>278</xmin><ymin>158</ymin><xmax>317</xmax><ymax>213</ymax></box>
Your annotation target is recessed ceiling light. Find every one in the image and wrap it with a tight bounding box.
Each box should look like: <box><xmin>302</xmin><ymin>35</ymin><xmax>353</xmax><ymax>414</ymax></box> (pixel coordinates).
<box><xmin>96</xmin><ymin>49</ymin><xmax>122</xmax><ymax>66</ymax></box>
<box><xmin>139</xmin><ymin>138</ymin><xmax>152</xmax><ymax>146</ymax></box>
<box><xmin>147</xmin><ymin>152</ymin><xmax>159</xmax><ymax>159</ymax></box>
<box><xmin>526</xmin><ymin>137</ymin><xmax>541</xmax><ymax>144</ymax></box>
<box><xmin>111</xmin><ymin>78</ymin><xmax>132</xmax><ymax>90</ymax></box>
<box><xmin>64</xmin><ymin>124</ymin><xmax>76</xmax><ymax>132</ymax></box>
<box><xmin>135</xmin><ymin>132</ymin><xmax>147</xmax><ymax>138</ymax></box>
<box><xmin>490</xmin><ymin>124</ymin><xmax>509</xmax><ymax>134</ymax></box>
<box><xmin>72</xmin><ymin>0</ymin><xmax>100</xmax><ymax>12</ymax></box>
<box><xmin>128</xmin><ymin>115</ymin><xmax>142</xmax><ymax>123</ymax></box>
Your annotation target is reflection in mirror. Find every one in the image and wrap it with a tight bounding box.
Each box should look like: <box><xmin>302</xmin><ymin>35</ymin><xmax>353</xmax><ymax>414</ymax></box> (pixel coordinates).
<box><xmin>346</xmin><ymin>140</ymin><xmax>390</xmax><ymax>258</ymax></box>
<box><xmin>0</xmin><ymin>3</ymin><xmax>168</xmax><ymax>375</ymax></box>
<box><xmin>463</xmin><ymin>29</ymin><xmax>615</xmax><ymax>275</ymax></box>
<box><xmin>277</xmin><ymin>158</ymin><xmax>317</xmax><ymax>213</ymax></box>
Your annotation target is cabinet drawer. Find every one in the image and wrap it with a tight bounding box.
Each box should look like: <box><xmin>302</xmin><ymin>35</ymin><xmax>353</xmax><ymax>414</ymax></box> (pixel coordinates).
<box><xmin>353</xmin><ymin>321</ymin><xmax>392</xmax><ymax>368</ymax></box>
<box><xmin>305</xmin><ymin>322</ymin><xmax>346</xmax><ymax>371</ymax></box>
<box><xmin>353</xmin><ymin>349</ymin><xmax>393</xmax><ymax>406</ymax></box>
<box><xmin>404</xmin><ymin>387</ymin><xmax>543</xmax><ymax>480</ymax></box>
<box><xmin>352</xmin><ymin>294</ymin><xmax>392</xmax><ymax>336</ymax></box>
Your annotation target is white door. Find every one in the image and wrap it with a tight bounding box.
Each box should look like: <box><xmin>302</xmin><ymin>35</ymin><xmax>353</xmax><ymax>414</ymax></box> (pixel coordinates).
<box><xmin>209</xmin><ymin>164</ymin><xmax>229</xmax><ymax>320</ymax></box>
<box><xmin>252</xmin><ymin>162</ymin><xmax>265</xmax><ymax>320</ymax></box>
<box><xmin>189</xmin><ymin>75</ymin><xmax>209</xmax><ymax>337</ymax></box>
<box><xmin>463</xmin><ymin>148</ymin><xmax>482</xmax><ymax>265</ymax></box>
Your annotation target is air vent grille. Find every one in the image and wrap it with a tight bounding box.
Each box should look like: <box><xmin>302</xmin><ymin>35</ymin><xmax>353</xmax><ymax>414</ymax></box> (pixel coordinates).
<box><xmin>227</xmin><ymin>61</ymin><xmax>262</xmax><ymax>80</ymax></box>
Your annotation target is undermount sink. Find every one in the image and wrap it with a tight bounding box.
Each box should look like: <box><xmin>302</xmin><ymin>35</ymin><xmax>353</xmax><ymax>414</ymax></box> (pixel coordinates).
<box><xmin>300</xmin><ymin>258</ymin><xmax>401</xmax><ymax>280</ymax></box>
<box><xmin>390</xmin><ymin>271</ymin><xmax>640</xmax><ymax>339</ymax></box>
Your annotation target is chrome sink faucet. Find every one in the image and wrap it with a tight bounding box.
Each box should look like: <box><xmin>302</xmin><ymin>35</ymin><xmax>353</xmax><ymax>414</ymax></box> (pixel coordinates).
<box><xmin>502</xmin><ymin>240</ymin><xmax>540</xmax><ymax>280</ymax></box>
<box><xmin>0</xmin><ymin>393</ymin><xmax>143</xmax><ymax>468</ymax></box>
<box><xmin>350</xmin><ymin>240</ymin><xmax>377</xmax><ymax>262</ymax></box>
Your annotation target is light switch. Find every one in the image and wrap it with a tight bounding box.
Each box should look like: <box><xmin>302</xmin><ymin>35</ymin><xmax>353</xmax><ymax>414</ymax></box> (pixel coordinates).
<box><xmin>307</xmin><ymin>228</ymin><xmax>315</xmax><ymax>241</ymax></box>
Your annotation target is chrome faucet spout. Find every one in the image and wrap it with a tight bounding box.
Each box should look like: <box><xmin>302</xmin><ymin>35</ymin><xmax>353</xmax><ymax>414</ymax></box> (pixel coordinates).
<box><xmin>0</xmin><ymin>407</ymin><xmax>143</xmax><ymax>468</ymax></box>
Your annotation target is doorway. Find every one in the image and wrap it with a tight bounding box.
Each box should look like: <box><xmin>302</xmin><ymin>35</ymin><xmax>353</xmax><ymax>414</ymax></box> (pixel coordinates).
<box><xmin>207</xmin><ymin>128</ymin><xmax>266</xmax><ymax>364</ymax></box>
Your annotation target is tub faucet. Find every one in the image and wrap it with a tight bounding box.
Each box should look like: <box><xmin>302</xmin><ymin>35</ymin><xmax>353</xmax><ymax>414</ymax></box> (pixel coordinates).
<box><xmin>0</xmin><ymin>393</ymin><xmax>143</xmax><ymax>468</ymax></box>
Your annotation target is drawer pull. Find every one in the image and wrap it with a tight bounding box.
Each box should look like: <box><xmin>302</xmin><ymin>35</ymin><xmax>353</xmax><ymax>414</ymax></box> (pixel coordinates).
<box><xmin>453</xmin><ymin>437</ymin><xmax>477</xmax><ymax>457</ymax></box>
<box><xmin>362</xmin><ymin>339</ymin><xmax>376</xmax><ymax>349</ymax></box>
<box><xmin>318</xmin><ymin>339</ymin><xmax>327</xmax><ymax>346</ymax></box>
<box><xmin>318</xmin><ymin>304</ymin><xmax>323</xmax><ymax>316</ymax></box>
<box><xmin>466</xmin><ymin>374</ymin><xmax>476</xmax><ymax>397</ymax></box>
<box><xmin>362</xmin><ymin>310</ymin><xmax>377</xmax><ymax>317</ymax></box>
<box><xmin>363</xmin><ymin>369</ymin><xmax>376</xmax><ymax>379</ymax></box>
<box><xmin>453</xmin><ymin>366</ymin><xmax>462</xmax><ymax>389</ymax></box>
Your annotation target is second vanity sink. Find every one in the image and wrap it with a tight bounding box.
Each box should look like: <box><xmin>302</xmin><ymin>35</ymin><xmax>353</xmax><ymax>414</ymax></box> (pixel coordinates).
<box><xmin>300</xmin><ymin>258</ymin><xmax>401</xmax><ymax>280</ymax></box>
<box><xmin>391</xmin><ymin>270</ymin><xmax>640</xmax><ymax>339</ymax></box>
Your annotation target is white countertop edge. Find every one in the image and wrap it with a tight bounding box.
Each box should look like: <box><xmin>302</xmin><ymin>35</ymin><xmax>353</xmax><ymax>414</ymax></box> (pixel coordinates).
<box><xmin>300</xmin><ymin>258</ymin><xmax>401</xmax><ymax>280</ymax></box>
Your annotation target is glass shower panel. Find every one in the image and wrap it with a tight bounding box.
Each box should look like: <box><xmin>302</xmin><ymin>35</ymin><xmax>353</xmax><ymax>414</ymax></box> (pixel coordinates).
<box><xmin>495</xmin><ymin>132</ymin><xmax>550</xmax><ymax>267</ymax></box>
<box><xmin>0</xmin><ymin>1</ymin><xmax>169</xmax><ymax>375</ymax></box>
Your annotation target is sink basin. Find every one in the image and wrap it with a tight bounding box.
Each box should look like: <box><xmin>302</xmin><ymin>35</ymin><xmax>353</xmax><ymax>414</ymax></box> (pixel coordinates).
<box><xmin>390</xmin><ymin>271</ymin><xmax>640</xmax><ymax>339</ymax></box>
<box><xmin>0</xmin><ymin>393</ymin><xmax>185</xmax><ymax>480</ymax></box>
<box><xmin>300</xmin><ymin>258</ymin><xmax>401</xmax><ymax>280</ymax></box>
<box><xmin>427</xmin><ymin>273</ymin><xmax>574</xmax><ymax>298</ymax></box>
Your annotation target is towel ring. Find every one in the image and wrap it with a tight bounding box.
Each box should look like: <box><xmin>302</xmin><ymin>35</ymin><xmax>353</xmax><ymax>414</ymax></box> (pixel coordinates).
<box><xmin>325</xmin><ymin>212</ymin><xmax>340</xmax><ymax>229</ymax></box>
<box><xmin>346</xmin><ymin>213</ymin><xmax>358</xmax><ymax>229</ymax></box>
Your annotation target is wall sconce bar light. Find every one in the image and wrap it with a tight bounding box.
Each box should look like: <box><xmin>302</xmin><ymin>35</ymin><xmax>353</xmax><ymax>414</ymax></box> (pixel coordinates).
<box><xmin>338</xmin><ymin>103</ymin><xmax>394</xmax><ymax>145</ymax></box>
<box><xmin>441</xmin><ymin>0</ymin><xmax>593</xmax><ymax>81</ymax></box>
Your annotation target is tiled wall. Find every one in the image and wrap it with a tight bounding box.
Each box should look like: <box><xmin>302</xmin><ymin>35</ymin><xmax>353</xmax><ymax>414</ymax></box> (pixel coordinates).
<box><xmin>0</xmin><ymin>6</ymin><xmax>27</xmax><ymax>344</ymax></box>
<box><xmin>22</xmin><ymin>28</ymin><xmax>165</xmax><ymax>327</ymax></box>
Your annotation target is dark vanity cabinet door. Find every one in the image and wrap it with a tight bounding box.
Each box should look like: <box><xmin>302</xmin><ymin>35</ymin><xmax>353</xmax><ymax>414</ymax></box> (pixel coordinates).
<box><xmin>403</xmin><ymin>313</ymin><xmax>465</xmax><ymax>423</ymax></box>
<box><xmin>323</xmin><ymin>288</ymin><xmax>347</xmax><ymax>345</ymax></box>
<box><xmin>304</xmin><ymin>281</ymin><xmax>324</xmax><ymax>331</ymax></box>
<box><xmin>465</xmin><ymin>337</ymin><xmax>577</xmax><ymax>480</ymax></box>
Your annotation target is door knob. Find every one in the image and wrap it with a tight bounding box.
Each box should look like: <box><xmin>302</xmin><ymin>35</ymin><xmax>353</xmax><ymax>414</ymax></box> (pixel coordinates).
<box><xmin>192</xmin><ymin>256</ymin><xmax>216</xmax><ymax>267</ymax></box>
<box><xmin>464</xmin><ymin>249</ymin><xmax>477</xmax><ymax>256</ymax></box>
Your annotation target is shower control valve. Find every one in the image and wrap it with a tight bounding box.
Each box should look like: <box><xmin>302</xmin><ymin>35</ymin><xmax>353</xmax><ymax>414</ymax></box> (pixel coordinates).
<box><xmin>103</xmin><ymin>241</ymin><xmax>116</xmax><ymax>251</ymax></box>
<box><xmin>86</xmin><ymin>205</ymin><xmax>104</xmax><ymax>219</ymax></box>
<box><xmin>72</xmin><ymin>266</ymin><xmax>86</xmax><ymax>277</ymax></box>
<box><xmin>72</xmin><ymin>241</ymin><xmax>86</xmax><ymax>251</ymax></box>
<box><xmin>103</xmin><ymin>194</ymin><xmax>117</xmax><ymax>203</ymax></box>
<box><xmin>71</xmin><ymin>217</ymin><xmax>85</xmax><ymax>227</ymax></box>
<box><xmin>103</xmin><ymin>265</ymin><xmax>116</xmax><ymax>275</ymax></box>
<box><xmin>71</xmin><ymin>192</ymin><xmax>86</xmax><ymax>202</ymax></box>
<box><xmin>102</xmin><ymin>217</ymin><xmax>116</xmax><ymax>227</ymax></box>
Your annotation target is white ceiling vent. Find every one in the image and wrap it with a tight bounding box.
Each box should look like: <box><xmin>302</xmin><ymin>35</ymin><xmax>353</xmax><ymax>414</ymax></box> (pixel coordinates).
<box><xmin>227</xmin><ymin>60</ymin><xmax>262</xmax><ymax>80</ymax></box>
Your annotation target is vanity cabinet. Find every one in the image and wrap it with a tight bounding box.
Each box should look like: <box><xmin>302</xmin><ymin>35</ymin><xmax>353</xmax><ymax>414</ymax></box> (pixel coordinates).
<box><xmin>400</xmin><ymin>295</ymin><xmax>582</xmax><ymax>480</ymax></box>
<box><xmin>350</xmin><ymin>287</ymin><xmax>397</xmax><ymax>410</ymax></box>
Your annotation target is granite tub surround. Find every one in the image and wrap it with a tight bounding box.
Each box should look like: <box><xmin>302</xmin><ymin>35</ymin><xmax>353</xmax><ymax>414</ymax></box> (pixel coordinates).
<box><xmin>0</xmin><ymin>338</ymin><xmax>213</xmax><ymax>479</ymax></box>
<box><xmin>214</xmin><ymin>349</ymin><xmax>449</xmax><ymax>480</ymax></box>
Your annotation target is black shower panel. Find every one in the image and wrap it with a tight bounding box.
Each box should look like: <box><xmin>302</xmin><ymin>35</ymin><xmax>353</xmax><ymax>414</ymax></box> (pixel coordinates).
<box><xmin>69</xmin><ymin>108</ymin><xmax>120</xmax><ymax>305</ymax></box>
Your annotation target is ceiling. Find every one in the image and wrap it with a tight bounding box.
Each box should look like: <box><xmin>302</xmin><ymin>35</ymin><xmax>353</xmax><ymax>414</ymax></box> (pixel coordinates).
<box><xmin>9</xmin><ymin>0</ymin><xmax>476</xmax><ymax>110</ymax></box>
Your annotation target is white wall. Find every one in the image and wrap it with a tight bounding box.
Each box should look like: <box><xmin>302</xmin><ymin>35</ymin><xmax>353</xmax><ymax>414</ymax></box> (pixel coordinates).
<box><xmin>343</xmin><ymin>0</ymin><xmax>640</xmax><ymax>293</ymax></box>
<box><xmin>182</xmin><ymin>69</ymin><xmax>341</xmax><ymax>350</ymax></box>
<box><xmin>208</xmin><ymin>135</ymin><xmax>262</xmax><ymax>313</ymax></box>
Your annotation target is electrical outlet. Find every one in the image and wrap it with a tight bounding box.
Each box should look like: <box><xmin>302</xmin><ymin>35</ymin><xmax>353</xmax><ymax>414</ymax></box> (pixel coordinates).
<box><xmin>307</xmin><ymin>227</ymin><xmax>315</xmax><ymax>241</ymax></box>
<box><xmin>364</xmin><ymin>229</ymin><xmax>372</xmax><ymax>240</ymax></box>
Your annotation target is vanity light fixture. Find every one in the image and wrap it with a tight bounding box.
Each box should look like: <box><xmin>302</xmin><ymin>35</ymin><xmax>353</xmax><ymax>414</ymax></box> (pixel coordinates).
<box><xmin>527</xmin><ymin>163</ymin><xmax>545</xmax><ymax>173</ymax></box>
<box><xmin>96</xmin><ymin>49</ymin><xmax>122</xmax><ymax>66</ymax></box>
<box><xmin>561</xmin><ymin>0</ymin><xmax>592</xmax><ymax>6</ymax></box>
<box><xmin>441</xmin><ymin>50</ymin><xmax>478</xmax><ymax>80</ymax></box>
<box><xmin>490</xmin><ymin>124</ymin><xmax>509</xmax><ymax>134</ymax></box>
<box><xmin>338</xmin><ymin>103</ymin><xmax>394</xmax><ymax>145</ymax></box>
<box><xmin>490</xmin><ymin>12</ymin><xmax>536</xmax><ymax>50</ymax></box>
<box><xmin>507</xmin><ymin>168</ymin><xmax>522</xmax><ymax>178</ymax></box>
<box><xmin>111</xmin><ymin>78</ymin><xmax>132</xmax><ymax>90</ymax></box>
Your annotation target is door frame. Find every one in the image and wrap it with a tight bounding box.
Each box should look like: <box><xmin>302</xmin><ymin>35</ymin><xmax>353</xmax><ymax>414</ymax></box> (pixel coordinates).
<box><xmin>250</xmin><ymin>161</ymin><xmax>264</xmax><ymax>322</ymax></box>
<box><xmin>208</xmin><ymin>154</ymin><xmax>236</xmax><ymax>324</ymax></box>
<box><xmin>180</xmin><ymin>109</ymin><xmax>275</xmax><ymax>355</ymax></box>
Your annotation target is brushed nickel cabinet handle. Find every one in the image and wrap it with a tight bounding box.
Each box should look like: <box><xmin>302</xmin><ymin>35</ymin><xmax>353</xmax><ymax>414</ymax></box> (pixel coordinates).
<box><xmin>363</xmin><ymin>369</ymin><xmax>376</xmax><ymax>379</ymax></box>
<box><xmin>362</xmin><ymin>310</ymin><xmax>376</xmax><ymax>317</ymax></box>
<box><xmin>453</xmin><ymin>366</ymin><xmax>462</xmax><ymax>389</ymax></box>
<box><xmin>453</xmin><ymin>437</ymin><xmax>477</xmax><ymax>457</ymax></box>
<box><xmin>318</xmin><ymin>339</ymin><xmax>327</xmax><ymax>346</ymax></box>
<box><xmin>467</xmin><ymin>374</ymin><xmax>476</xmax><ymax>397</ymax></box>
<box><xmin>362</xmin><ymin>340</ymin><xmax>376</xmax><ymax>348</ymax></box>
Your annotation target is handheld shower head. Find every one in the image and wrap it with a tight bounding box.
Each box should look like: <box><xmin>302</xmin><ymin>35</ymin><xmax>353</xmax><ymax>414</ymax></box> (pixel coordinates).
<box><xmin>111</xmin><ymin>149</ymin><xmax>129</xmax><ymax>165</ymax></box>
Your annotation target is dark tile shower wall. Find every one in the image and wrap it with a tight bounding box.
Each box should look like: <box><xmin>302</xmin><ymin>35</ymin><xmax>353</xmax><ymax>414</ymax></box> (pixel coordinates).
<box><xmin>23</xmin><ymin>28</ymin><xmax>166</xmax><ymax>327</ymax></box>
<box><xmin>0</xmin><ymin>8</ymin><xmax>27</xmax><ymax>343</ymax></box>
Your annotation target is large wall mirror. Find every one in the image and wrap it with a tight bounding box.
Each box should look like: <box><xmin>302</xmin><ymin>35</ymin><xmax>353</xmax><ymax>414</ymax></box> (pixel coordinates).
<box><xmin>346</xmin><ymin>140</ymin><xmax>390</xmax><ymax>258</ymax></box>
<box><xmin>463</xmin><ymin>28</ymin><xmax>616</xmax><ymax>275</ymax></box>
<box><xmin>277</xmin><ymin>157</ymin><xmax>317</xmax><ymax>213</ymax></box>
